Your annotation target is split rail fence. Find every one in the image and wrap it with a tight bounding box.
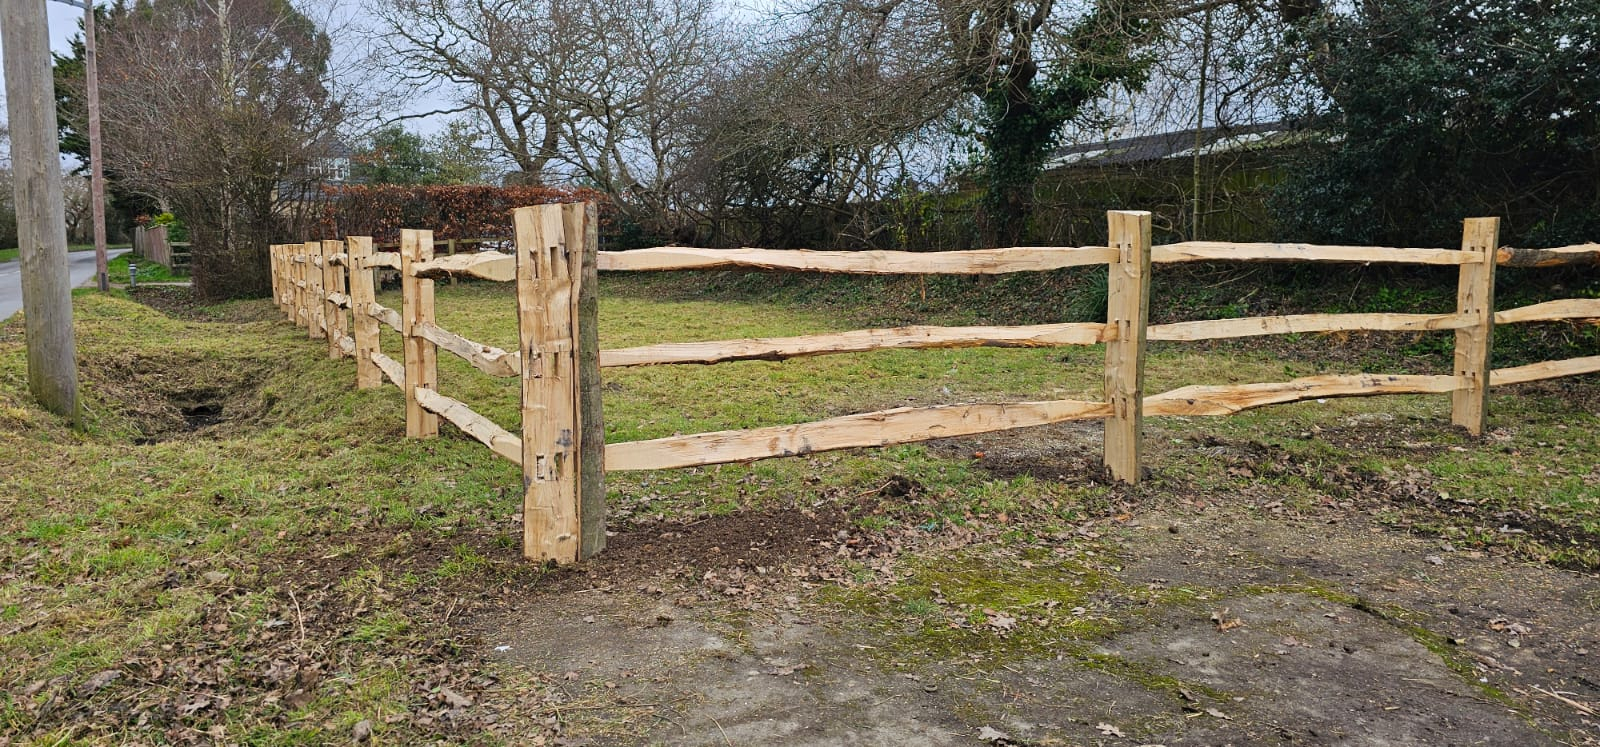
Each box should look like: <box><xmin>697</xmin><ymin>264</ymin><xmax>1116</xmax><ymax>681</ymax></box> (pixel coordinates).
<box><xmin>268</xmin><ymin>204</ymin><xmax>1600</xmax><ymax>565</ymax></box>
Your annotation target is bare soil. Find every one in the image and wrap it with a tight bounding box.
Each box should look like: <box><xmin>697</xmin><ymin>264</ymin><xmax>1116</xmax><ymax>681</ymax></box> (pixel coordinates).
<box><xmin>459</xmin><ymin>418</ymin><xmax>1600</xmax><ymax>745</ymax></box>
<box><xmin>473</xmin><ymin>503</ymin><xmax>1600</xmax><ymax>745</ymax></box>
<box><xmin>223</xmin><ymin>403</ymin><xmax>1600</xmax><ymax>745</ymax></box>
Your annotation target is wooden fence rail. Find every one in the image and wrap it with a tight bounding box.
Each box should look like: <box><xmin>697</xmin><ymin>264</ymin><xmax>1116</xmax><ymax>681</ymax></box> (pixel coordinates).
<box><xmin>266</xmin><ymin>206</ymin><xmax>1600</xmax><ymax>565</ymax></box>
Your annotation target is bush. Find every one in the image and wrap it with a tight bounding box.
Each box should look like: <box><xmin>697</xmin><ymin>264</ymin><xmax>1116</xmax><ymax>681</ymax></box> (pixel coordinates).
<box><xmin>314</xmin><ymin>185</ymin><xmax>613</xmax><ymax>243</ymax></box>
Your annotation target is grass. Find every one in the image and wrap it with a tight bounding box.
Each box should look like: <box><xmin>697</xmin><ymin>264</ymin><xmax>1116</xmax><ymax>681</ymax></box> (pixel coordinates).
<box><xmin>109</xmin><ymin>252</ymin><xmax>186</xmax><ymax>283</ymax></box>
<box><xmin>0</xmin><ymin>274</ymin><xmax>1595</xmax><ymax>741</ymax></box>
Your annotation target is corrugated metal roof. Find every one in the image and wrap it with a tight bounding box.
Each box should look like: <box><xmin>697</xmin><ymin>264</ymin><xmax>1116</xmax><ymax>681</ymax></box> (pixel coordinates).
<box><xmin>1046</xmin><ymin>120</ymin><xmax>1313</xmax><ymax>169</ymax></box>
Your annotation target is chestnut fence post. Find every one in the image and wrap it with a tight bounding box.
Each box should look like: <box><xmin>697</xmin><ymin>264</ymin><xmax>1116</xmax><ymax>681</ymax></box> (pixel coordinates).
<box><xmin>1104</xmin><ymin>210</ymin><xmax>1152</xmax><ymax>483</ymax></box>
<box><xmin>322</xmin><ymin>239</ymin><xmax>344</xmax><ymax>359</ymax></box>
<box><xmin>347</xmin><ymin>236</ymin><xmax>381</xmax><ymax>389</ymax></box>
<box><xmin>293</xmin><ymin>244</ymin><xmax>308</xmax><ymax>328</ymax></box>
<box><xmin>514</xmin><ymin>202</ymin><xmax>604</xmax><ymax>564</ymax></box>
<box><xmin>1452</xmin><ymin>217</ymin><xmax>1500</xmax><ymax>435</ymax></box>
<box><xmin>305</xmin><ymin>241</ymin><xmax>324</xmax><ymax>341</ymax></box>
<box><xmin>401</xmin><ymin>229</ymin><xmax>440</xmax><ymax>438</ymax></box>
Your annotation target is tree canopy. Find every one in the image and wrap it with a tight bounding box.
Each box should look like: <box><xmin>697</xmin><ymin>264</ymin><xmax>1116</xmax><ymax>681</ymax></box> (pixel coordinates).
<box><xmin>1272</xmin><ymin>0</ymin><xmax>1600</xmax><ymax>247</ymax></box>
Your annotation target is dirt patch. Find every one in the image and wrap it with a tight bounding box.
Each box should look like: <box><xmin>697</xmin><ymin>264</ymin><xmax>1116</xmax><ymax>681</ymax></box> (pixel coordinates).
<box><xmin>596</xmin><ymin>507</ymin><xmax>851</xmax><ymax>580</ymax></box>
<box><xmin>475</xmin><ymin>508</ymin><xmax>1600</xmax><ymax>745</ymax></box>
<box><xmin>1115</xmin><ymin>510</ymin><xmax>1600</xmax><ymax>742</ymax></box>
<box><xmin>85</xmin><ymin>351</ymin><xmax>275</xmax><ymax>442</ymax></box>
<box><xmin>127</xmin><ymin>286</ymin><xmax>279</xmax><ymax>323</ymax></box>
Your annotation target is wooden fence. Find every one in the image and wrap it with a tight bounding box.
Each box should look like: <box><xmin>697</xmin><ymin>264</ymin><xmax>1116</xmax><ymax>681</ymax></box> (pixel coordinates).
<box><xmin>268</xmin><ymin>204</ymin><xmax>1600</xmax><ymax>565</ymax></box>
<box><xmin>132</xmin><ymin>225</ymin><xmax>191</xmax><ymax>271</ymax></box>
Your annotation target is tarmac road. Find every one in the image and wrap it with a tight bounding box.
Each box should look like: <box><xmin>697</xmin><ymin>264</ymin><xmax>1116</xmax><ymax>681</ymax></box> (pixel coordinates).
<box><xmin>0</xmin><ymin>247</ymin><xmax>129</xmax><ymax>321</ymax></box>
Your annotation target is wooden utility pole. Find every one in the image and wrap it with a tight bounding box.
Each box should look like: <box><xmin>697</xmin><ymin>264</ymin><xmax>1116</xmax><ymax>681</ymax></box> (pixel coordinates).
<box><xmin>83</xmin><ymin>0</ymin><xmax>109</xmax><ymax>291</ymax></box>
<box><xmin>2</xmin><ymin>0</ymin><xmax>81</xmax><ymax>422</ymax></box>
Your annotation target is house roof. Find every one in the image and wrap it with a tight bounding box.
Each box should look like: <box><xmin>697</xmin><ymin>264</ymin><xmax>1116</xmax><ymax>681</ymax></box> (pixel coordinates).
<box><xmin>1045</xmin><ymin>120</ymin><xmax>1315</xmax><ymax>169</ymax></box>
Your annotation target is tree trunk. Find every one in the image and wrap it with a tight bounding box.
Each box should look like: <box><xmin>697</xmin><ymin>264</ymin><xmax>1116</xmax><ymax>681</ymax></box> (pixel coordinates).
<box><xmin>2</xmin><ymin>0</ymin><xmax>80</xmax><ymax>423</ymax></box>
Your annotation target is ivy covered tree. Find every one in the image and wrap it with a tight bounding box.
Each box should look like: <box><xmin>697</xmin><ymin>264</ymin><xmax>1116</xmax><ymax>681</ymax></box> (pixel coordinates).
<box><xmin>965</xmin><ymin>3</ymin><xmax>1153</xmax><ymax>245</ymax></box>
<box><xmin>1272</xmin><ymin>0</ymin><xmax>1600</xmax><ymax>247</ymax></box>
<box><xmin>728</xmin><ymin>0</ymin><xmax>1159</xmax><ymax>247</ymax></box>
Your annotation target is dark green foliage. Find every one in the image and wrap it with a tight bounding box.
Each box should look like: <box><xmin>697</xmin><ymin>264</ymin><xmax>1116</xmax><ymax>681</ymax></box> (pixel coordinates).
<box><xmin>352</xmin><ymin>127</ymin><xmax>442</xmax><ymax>185</ymax></box>
<box><xmin>1272</xmin><ymin>0</ymin><xmax>1600</xmax><ymax>247</ymax></box>
<box><xmin>348</xmin><ymin>126</ymin><xmax>494</xmax><ymax>186</ymax></box>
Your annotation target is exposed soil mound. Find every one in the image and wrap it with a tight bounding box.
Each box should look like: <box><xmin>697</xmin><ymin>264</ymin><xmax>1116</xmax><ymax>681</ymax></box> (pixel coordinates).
<box><xmin>128</xmin><ymin>286</ymin><xmax>281</xmax><ymax>323</ymax></box>
<box><xmin>86</xmin><ymin>351</ymin><xmax>275</xmax><ymax>442</ymax></box>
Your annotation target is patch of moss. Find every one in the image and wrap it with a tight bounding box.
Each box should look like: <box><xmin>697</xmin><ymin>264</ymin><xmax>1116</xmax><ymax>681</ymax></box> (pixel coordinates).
<box><xmin>1071</xmin><ymin>650</ymin><xmax>1230</xmax><ymax>702</ymax></box>
<box><xmin>823</xmin><ymin>550</ymin><xmax>1118</xmax><ymax>664</ymax></box>
<box><xmin>821</xmin><ymin>547</ymin><xmax>1232</xmax><ymax>712</ymax></box>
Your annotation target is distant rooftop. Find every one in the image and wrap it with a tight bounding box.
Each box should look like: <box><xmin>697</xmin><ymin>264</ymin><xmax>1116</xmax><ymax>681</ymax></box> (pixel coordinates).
<box><xmin>1046</xmin><ymin>120</ymin><xmax>1318</xmax><ymax>169</ymax></box>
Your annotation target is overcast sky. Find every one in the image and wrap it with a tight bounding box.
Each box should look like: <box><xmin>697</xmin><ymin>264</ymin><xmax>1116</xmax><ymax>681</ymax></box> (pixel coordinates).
<box><xmin>0</xmin><ymin>3</ymin><xmax>93</xmax><ymax>166</ymax></box>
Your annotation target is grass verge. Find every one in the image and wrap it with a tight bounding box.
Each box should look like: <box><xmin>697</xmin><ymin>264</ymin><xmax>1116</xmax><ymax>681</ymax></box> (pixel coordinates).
<box><xmin>0</xmin><ymin>275</ymin><xmax>1595</xmax><ymax>742</ymax></box>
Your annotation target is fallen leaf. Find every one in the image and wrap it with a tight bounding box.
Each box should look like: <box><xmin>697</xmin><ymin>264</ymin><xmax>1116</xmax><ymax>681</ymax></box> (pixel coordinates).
<box><xmin>985</xmin><ymin>610</ymin><xmax>1017</xmax><ymax>632</ymax></box>
<box><xmin>976</xmin><ymin>725</ymin><xmax>1010</xmax><ymax>742</ymax></box>
<box><xmin>439</xmin><ymin>687</ymin><xmax>472</xmax><ymax>709</ymax></box>
<box><xmin>77</xmin><ymin>669</ymin><xmax>121</xmax><ymax>695</ymax></box>
<box><xmin>1211</xmin><ymin>609</ymin><xmax>1244</xmax><ymax>631</ymax></box>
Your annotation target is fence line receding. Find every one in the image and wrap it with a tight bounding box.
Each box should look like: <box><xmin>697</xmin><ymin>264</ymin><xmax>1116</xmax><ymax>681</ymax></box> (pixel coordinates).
<box><xmin>266</xmin><ymin>206</ymin><xmax>1600</xmax><ymax>564</ymax></box>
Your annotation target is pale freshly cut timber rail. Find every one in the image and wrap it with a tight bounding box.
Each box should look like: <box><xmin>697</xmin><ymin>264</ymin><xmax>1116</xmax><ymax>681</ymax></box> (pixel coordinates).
<box><xmin>1151</xmin><ymin>242</ymin><xmax>1476</xmax><ymax>266</ymax></box>
<box><xmin>414</xmin><ymin>387</ymin><xmax>522</xmax><ymax>465</ymax></box>
<box><xmin>409</xmin><ymin>252</ymin><xmax>515</xmax><ymax>282</ymax></box>
<box><xmin>1490</xmin><ymin>356</ymin><xmax>1600</xmax><ymax>386</ymax></box>
<box><xmin>1147</xmin><ymin>312</ymin><xmax>1473</xmax><ymax>341</ymax></box>
<box><xmin>596</xmin><ymin>245</ymin><xmax>1119</xmax><ymax>274</ymax></box>
<box><xmin>263</xmin><ymin>204</ymin><xmax>1600</xmax><ymax>568</ymax></box>
<box><xmin>370</xmin><ymin>350</ymin><xmax>405</xmax><ymax>390</ymax></box>
<box><xmin>1493</xmin><ymin>299</ymin><xmax>1600</xmax><ymax>325</ymax></box>
<box><xmin>415</xmin><ymin>321</ymin><xmax>518</xmax><ymax>377</ymax></box>
<box><xmin>1144</xmin><ymin>374</ymin><xmax>1459</xmax><ymax>417</ymax></box>
<box><xmin>1498</xmin><ymin>243</ymin><xmax>1600</xmax><ymax>267</ymax></box>
<box><xmin>605</xmin><ymin>399</ymin><xmax>1113</xmax><ymax>471</ymax></box>
<box><xmin>598</xmin><ymin>322</ymin><xmax>1110</xmax><ymax>367</ymax></box>
<box><xmin>367</xmin><ymin>302</ymin><xmax>402</xmax><ymax>332</ymax></box>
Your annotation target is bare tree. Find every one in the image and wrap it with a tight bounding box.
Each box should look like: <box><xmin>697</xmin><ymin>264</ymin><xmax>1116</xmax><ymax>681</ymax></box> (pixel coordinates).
<box><xmin>62</xmin><ymin>173</ymin><xmax>91</xmax><ymax>244</ymax></box>
<box><xmin>90</xmin><ymin>0</ymin><xmax>343</xmax><ymax>299</ymax></box>
<box><xmin>671</xmin><ymin>4</ymin><xmax>968</xmax><ymax>248</ymax></box>
<box><xmin>375</xmin><ymin>0</ymin><xmax>735</xmax><ymax>232</ymax></box>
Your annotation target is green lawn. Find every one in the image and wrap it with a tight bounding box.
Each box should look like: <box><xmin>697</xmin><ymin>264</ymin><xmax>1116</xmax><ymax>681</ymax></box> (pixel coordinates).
<box><xmin>109</xmin><ymin>252</ymin><xmax>186</xmax><ymax>283</ymax></box>
<box><xmin>1</xmin><ymin>280</ymin><xmax>1595</xmax><ymax>742</ymax></box>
